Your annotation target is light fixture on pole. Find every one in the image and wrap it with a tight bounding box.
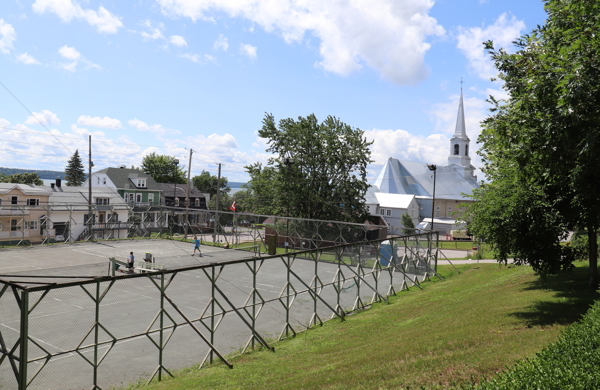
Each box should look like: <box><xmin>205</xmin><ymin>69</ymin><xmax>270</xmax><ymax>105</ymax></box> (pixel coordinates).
<box><xmin>427</xmin><ymin>164</ymin><xmax>437</xmax><ymax>232</ymax></box>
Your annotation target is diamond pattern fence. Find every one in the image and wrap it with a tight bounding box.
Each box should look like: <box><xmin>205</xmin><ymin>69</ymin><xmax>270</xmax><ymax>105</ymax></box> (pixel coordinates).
<box><xmin>0</xmin><ymin>229</ymin><xmax>440</xmax><ymax>390</ymax></box>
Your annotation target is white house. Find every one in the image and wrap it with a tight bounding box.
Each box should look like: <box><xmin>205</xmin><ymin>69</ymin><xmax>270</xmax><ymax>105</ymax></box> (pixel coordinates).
<box><xmin>373</xmin><ymin>193</ymin><xmax>419</xmax><ymax>235</ymax></box>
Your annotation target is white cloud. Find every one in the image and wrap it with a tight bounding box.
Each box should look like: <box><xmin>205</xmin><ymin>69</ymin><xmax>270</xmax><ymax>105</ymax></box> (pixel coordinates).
<box><xmin>156</xmin><ymin>0</ymin><xmax>445</xmax><ymax>84</ymax></box>
<box><xmin>25</xmin><ymin>110</ymin><xmax>61</xmax><ymax>126</ymax></box>
<box><xmin>32</xmin><ymin>0</ymin><xmax>123</xmax><ymax>34</ymax></box>
<box><xmin>0</xmin><ymin>118</ymin><xmax>10</xmax><ymax>127</ymax></box>
<box><xmin>169</xmin><ymin>35</ymin><xmax>187</xmax><ymax>47</ymax></box>
<box><xmin>77</xmin><ymin>115</ymin><xmax>122</xmax><ymax>129</ymax></box>
<box><xmin>58</xmin><ymin>45</ymin><xmax>80</xmax><ymax>60</ymax></box>
<box><xmin>0</xmin><ymin>19</ymin><xmax>16</xmax><ymax>54</ymax></box>
<box><xmin>213</xmin><ymin>34</ymin><xmax>228</xmax><ymax>51</ymax></box>
<box><xmin>128</xmin><ymin>118</ymin><xmax>180</xmax><ymax>135</ymax></box>
<box><xmin>180</xmin><ymin>53</ymin><xmax>215</xmax><ymax>64</ymax></box>
<box><xmin>140</xmin><ymin>20</ymin><xmax>165</xmax><ymax>40</ymax></box>
<box><xmin>239</xmin><ymin>43</ymin><xmax>257</xmax><ymax>60</ymax></box>
<box><xmin>16</xmin><ymin>52</ymin><xmax>41</xmax><ymax>65</ymax></box>
<box><xmin>57</xmin><ymin>45</ymin><xmax>100</xmax><ymax>72</ymax></box>
<box><xmin>457</xmin><ymin>13</ymin><xmax>525</xmax><ymax>80</ymax></box>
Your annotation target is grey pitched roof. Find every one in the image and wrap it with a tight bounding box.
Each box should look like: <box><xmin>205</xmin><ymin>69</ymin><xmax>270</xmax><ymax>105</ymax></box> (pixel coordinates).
<box><xmin>39</xmin><ymin>186</ymin><xmax>128</xmax><ymax>211</ymax></box>
<box><xmin>95</xmin><ymin>168</ymin><xmax>162</xmax><ymax>191</ymax></box>
<box><xmin>374</xmin><ymin>158</ymin><xmax>478</xmax><ymax>201</ymax></box>
<box><xmin>159</xmin><ymin>183</ymin><xmax>206</xmax><ymax>198</ymax></box>
<box><xmin>0</xmin><ymin>183</ymin><xmax>51</xmax><ymax>195</ymax></box>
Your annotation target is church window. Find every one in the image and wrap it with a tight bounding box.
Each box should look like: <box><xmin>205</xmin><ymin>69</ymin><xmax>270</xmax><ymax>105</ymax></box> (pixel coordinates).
<box><xmin>465</xmin><ymin>145</ymin><xmax>469</xmax><ymax>156</ymax></box>
<box><xmin>454</xmin><ymin>144</ymin><xmax>459</xmax><ymax>155</ymax></box>
<box><xmin>435</xmin><ymin>206</ymin><xmax>440</xmax><ymax>217</ymax></box>
<box><xmin>448</xmin><ymin>206</ymin><xmax>452</xmax><ymax>217</ymax></box>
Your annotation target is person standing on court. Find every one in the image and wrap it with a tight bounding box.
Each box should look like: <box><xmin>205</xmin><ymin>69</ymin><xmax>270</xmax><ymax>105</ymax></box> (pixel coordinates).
<box><xmin>127</xmin><ymin>251</ymin><xmax>135</xmax><ymax>272</ymax></box>
<box><xmin>193</xmin><ymin>235</ymin><xmax>202</xmax><ymax>257</ymax></box>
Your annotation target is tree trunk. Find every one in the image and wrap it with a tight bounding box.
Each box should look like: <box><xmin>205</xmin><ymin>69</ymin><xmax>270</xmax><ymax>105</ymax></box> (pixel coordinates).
<box><xmin>587</xmin><ymin>225</ymin><xmax>599</xmax><ymax>290</ymax></box>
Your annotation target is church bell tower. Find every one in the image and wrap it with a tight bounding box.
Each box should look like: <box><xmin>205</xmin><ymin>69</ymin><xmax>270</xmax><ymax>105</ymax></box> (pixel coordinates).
<box><xmin>447</xmin><ymin>85</ymin><xmax>476</xmax><ymax>180</ymax></box>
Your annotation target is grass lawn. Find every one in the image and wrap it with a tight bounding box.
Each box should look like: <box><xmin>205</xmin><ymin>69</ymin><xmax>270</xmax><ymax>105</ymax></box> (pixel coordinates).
<box><xmin>124</xmin><ymin>261</ymin><xmax>599</xmax><ymax>390</ymax></box>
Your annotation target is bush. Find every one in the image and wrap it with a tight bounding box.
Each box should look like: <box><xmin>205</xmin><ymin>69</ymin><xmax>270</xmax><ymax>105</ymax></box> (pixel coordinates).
<box><xmin>467</xmin><ymin>299</ymin><xmax>600</xmax><ymax>390</ymax></box>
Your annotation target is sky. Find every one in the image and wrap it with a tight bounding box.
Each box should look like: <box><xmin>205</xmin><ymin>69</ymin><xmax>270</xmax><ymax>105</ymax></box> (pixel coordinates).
<box><xmin>0</xmin><ymin>0</ymin><xmax>548</xmax><ymax>183</ymax></box>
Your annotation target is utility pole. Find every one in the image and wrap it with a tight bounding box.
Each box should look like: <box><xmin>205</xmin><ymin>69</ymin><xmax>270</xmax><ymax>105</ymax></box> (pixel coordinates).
<box><xmin>213</xmin><ymin>163</ymin><xmax>221</xmax><ymax>244</ymax></box>
<box><xmin>184</xmin><ymin>149</ymin><xmax>193</xmax><ymax>240</ymax></box>
<box><xmin>88</xmin><ymin>135</ymin><xmax>93</xmax><ymax>240</ymax></box>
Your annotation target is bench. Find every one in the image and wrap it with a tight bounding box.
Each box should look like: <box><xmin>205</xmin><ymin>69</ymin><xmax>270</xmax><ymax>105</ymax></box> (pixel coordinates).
<box><xmin>135</xmin><ymin>262</ymin><xmax>165</xmax><ymax>273</ymax></box>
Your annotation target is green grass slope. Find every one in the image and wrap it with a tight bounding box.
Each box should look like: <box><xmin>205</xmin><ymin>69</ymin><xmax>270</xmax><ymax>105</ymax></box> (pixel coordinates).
<box><xmin>128</xmin><ymin>263</ymin><xmax>599</xmax><ymax>390</ymax></box>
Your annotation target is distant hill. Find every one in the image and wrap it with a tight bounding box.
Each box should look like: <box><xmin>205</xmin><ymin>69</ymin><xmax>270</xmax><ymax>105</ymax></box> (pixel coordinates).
<box><xmin>229</xmin><ymin>182</ymin><xmax>246</xmax><ymax>188</ymax></box>
<box><xmin>0</xmin><ymin>167</ymin><xmax>86</xmax><ymax>180</ymax></box>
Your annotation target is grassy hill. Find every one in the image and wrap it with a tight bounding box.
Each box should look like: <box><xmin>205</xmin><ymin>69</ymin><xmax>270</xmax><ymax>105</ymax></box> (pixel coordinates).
<box><xmin>0</xmin><ymin>167</ymin><xmax>72</xmax><ymax>180</ymax></box>
<box><xmin>127</xmin><ymin>262</ymin><xmax>599</xmax><ymax>390</ymax></box>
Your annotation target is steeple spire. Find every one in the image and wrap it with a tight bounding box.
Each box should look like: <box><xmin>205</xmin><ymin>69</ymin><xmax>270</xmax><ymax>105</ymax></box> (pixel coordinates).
<box><xmin>453</xmin><ymin>86</ymin><xmax>469</xmax><ymax>140</ymax></box>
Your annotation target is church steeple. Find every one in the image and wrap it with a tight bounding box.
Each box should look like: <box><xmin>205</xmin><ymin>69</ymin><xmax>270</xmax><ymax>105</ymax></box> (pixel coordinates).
<box><xmin>448</xmin><ymin>83</ymin><xmax>473</xmax><ymax>170</ymax></box>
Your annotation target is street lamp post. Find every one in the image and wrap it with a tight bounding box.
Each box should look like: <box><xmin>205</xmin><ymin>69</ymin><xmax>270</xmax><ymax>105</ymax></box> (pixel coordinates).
<box><xmin>283</xmin><ymin>152</ymin><xmax>295</xmax><ymax>253</ymax></box>
<box><xmin>427</xmin><ymin>164</ymin><xmax>437</xmax><ymax>232</ymax></box>
<box><xmin>172</xmin><ymin>158</ymin><xmax>179</xmax><ymax>236</ymax></box>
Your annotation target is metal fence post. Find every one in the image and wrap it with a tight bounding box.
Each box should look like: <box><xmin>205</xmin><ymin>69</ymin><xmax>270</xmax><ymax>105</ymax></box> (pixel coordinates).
<box><xmin>159</xmin><ymin>272</ymin><xmax>164</xmax><ymax>381</ymax></box>
<box><xmin>210</xmin><ymin>264</ymin><xmax>215</xmax><ymax>364</ymax></box>
<box><xmin>18</xmin><ymin>289</ymin><xmax>29</xmax><ymax>390</ymax></box>
<box><xmin>93</xmin><ymin>282</ymin><xmax>100</xmax><ymax>389</ymax></box>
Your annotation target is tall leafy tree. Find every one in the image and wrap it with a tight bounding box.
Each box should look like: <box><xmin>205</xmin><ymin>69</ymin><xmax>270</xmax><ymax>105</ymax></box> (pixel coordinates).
<box><xmin>470</xmin><ymin>0</ymin><xmax>600</xmax><ymax>288</ymax></box>
<box><xmin>401</xmin><ymin>213</ymin><xmax>415</xmax><ymax>235</ymax></box>
<box><xmin>192</xmin><ymin>171</ymin><xmax>230</xmax><ymax>196</ymax></box>
<box><xmin>0</xmin><ymin>173</ymin><xmax>43</xmax><ymax>186</ymax></box>
<box><xmin>64</xmin><ymin>150</ymin><xmax>86</xmax><ymax>186</ymax></box>
<box><xmin>141</xmin><ymin>153</ymin><xmax>186</xmax><ymax>184</ymax></box>
<box><xmin>246</xmin><ymin>113</ymin><xmax>373</xmax><ymax>222</ymax></box>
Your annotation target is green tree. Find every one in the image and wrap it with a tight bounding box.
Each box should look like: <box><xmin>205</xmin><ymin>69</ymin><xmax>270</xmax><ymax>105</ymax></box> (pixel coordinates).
<box><xmin>0</xmin><ymin>172</ymin><xmax>43</xmax><ymax>186</ymax></box>
<box><xmin>141</xmin><ymin>153</ymin><xmax>186</xmax><ymax>184</ymax></box>
<box><xmin>401</xmin><ymin>213</ymin><xmax>415</xmax><ymax>235</ymax></box>
<box><xmin>470</xmin><ymin>0</ymin><xmax>600</xmax><ymax>288</ymax></box>
<box><xmin>192</xmin><ymin>171</ymin><xmax>230</xmax><ymax>196</ymax></box>
<box><xmin>64</xmin><ymin>150</ymin><xmax>85</xmax><ymax>186</ymax></box>
<box><xmin>246</xmin><ymin>113</ymin><xmax>373</xmax><ymax>222</ymax></box>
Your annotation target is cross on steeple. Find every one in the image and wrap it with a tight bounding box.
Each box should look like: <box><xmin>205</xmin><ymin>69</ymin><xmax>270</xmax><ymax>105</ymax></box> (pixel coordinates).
<box><xmin>459</xmin><ymin>77</ymin><xmax>464</xmax><ymax>92</ymax></box>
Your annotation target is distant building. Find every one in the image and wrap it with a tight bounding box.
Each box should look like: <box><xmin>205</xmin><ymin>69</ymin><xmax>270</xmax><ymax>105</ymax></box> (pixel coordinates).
<box><xmin>0</xmin><ymin>183</ymin><xmax>54</xmax><ymax>244</ymax></box>
<box><xmin>160</xmin><ymin>183</ymin><xmax>209</xmax><ymax>230</ymax></box>
<box><xmin>370</xmin><ymin>88</ymin><xmax>479</xmax><ymax>235</ymax></box>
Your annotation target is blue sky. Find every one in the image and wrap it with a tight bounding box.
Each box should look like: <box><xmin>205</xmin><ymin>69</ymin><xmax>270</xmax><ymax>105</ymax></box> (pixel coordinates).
<box><xmin>0</xmin><ymin>0</ymin><xmax>547</xmax><ymax>182</ymax></box>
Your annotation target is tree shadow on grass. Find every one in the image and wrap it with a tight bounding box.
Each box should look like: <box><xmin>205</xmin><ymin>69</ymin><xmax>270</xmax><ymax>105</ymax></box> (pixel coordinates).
<box><xmin>510</xmin><ymin>263</ymin><xmax>600</xmax><ymax>326</ymax></box>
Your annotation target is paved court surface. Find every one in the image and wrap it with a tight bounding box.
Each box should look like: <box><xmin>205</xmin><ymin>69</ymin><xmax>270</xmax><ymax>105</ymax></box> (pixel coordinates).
<box><xmin>0</xmin><ymin>239</ymin><xmax>426</xmax><ymax>390</ymax></box>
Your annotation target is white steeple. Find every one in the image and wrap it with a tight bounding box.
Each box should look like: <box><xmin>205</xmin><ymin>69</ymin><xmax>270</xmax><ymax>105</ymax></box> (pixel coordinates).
<box><xmin>447</xmin><ymin>85</ymin><xmax>472</xmax><ymax>168</ymax></box>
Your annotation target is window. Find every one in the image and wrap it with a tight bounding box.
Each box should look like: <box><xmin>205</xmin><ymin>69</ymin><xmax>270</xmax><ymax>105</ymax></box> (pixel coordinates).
<box><xmin>465</xmin><ymin>144</ymin><xmax>469</xmax><ymax>156</ymax></box>
<box><xmin>195</xmin><ymin>198</ymin><xmax>200</xmax><ymax>207</ymax></box>
<box><xmin>175</xmin><ymin>198</ymin><xmax>180</xmax><ymax>207</ymax></box>
<box><xmin>95</xmin><ymin>198</ymin><xmax>110</xmax><ymax>205</ymax></box>
<box><xmin>448</xmin><ymin>206</ymin><xmax>452</xmax><ymax>217</ymax></box>
<box><xmin>453</xmin><ymin>144</ymin><xmax>459</xmax><ymax>155</ymax></box>
<box><xmin>411</xmin><ymin>208</ymin><xmax>414</xmax><ymax>217</ymax></box>
<box><xmin>386</xmin><ymin>209</ymin><xmax>392</xmax><ymax>217</ymax></box>
<box><xmin>128</xmin><ymin>193</ymin><xmax>134</xmax><ymax>203</ymax></box>
<box><xmin>0</xmin><ymin>199</ymin><xmax>3</xmax><ymax>205</ymax></box>
<box><xmin>27</xmin><ymin>199</ymin><xmax>39</xmax><ymax>206</ymax></box>
<box><xmin>11</xmin><ymin>219</ymin><xmax>18</xmax><ymax>231</ymax></box>
<box><xmin>25</xmin><ymin>221</ymin><xmax>38</xmax><ymax>230</ymax></box>
<box><xmin>379</xmin><ymin>208</ymin><xmax>385</xmax><ymax>216</ymax></box>
<box><xmin>136</xmin><ymin>193</ymin><xmax>142</xmax><ymax>203</ymax></box>
<box><xmin>148</xmin><ymin>193</ymin><xmax>154</xmax><ymax>204</ymax></box>
<box><xmin>103</xmin><ymin>178</ymin><xmax>107</xmax><ymax>185</ymax></box>
<box><xmin>137</xmin><ymin>179</ymin><xmax>146</xmax><ymax>188</ymax></box>
<box><xmin>11</xmin><ymin>196</ymin><xmax>18</xmax><ymax>205</ymax></box>
<box><xmin>435</xmin><ymin>206</ymin><xmax>440</xmax><ymax>217</ymax></box>
<box><xmin>97</xmin><ymin>177</ymin><xmax>100</xmax><ymax>185</ymax></box>
<box><xmin>459</xmin><ymin>207</ymin><xmax>465</xmax><ymax>213</ymax></box>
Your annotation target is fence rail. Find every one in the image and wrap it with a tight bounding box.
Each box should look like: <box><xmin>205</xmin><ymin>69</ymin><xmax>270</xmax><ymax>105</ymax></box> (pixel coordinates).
<box><xmin>0</xmin><ymin>230</ymin><xmax>439</xmax><ymax>390</ymax></box>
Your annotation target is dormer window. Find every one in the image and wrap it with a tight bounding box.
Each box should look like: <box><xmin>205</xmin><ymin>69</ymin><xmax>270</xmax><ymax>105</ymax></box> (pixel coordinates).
<box><xmin>195</xmin><ymin>198</ymin><xmax>200</xmax><ymax>207</ymax></box>
<box><xmin>454</xmin><ymin>144</ymin><xmax>459</xmax><ymax>155</ymax></box>
<box><xmin>137</xmin><ymin>179</ymin><xmax>146</xmax><ymax>188</ymax></box>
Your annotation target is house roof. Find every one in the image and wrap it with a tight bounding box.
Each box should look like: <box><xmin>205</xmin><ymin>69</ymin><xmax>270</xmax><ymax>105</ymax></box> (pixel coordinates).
<box><xmin>374</xmin><ymin>158</ymin><xmax>478</xmax><ymax>201</ymax></box>
<box><xmin>159</xmin><ymin>183</ymin><xmax>207</xmax><ymax>198</ymax></box>
<box><xmin>374</xmin><ymin>193</ymin><xmax>415</xmax><ymax>209</ymax></box>
<box><xmin>39</xmin><ymin>186</ymin><xmax>128</xmax><ymax>211</ymax></box>
<box><xmin>0</xmin><ymin>183</ymin><xmax>51</xmax><ymax>195</ymax></box>
<box><xmin>364</xmin><ymin>185</ymin><xmax>379</xmax><ymax>205</ymax></box>
<box><xmin>95</xmin><ymin>168</ymin><xmax>161</xmax><ymax>191</ymax></box>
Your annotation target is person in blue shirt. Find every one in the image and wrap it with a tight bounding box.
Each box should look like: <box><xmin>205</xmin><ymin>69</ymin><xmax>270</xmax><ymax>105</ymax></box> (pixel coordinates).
<box><xmin>193</xmin><ymin>235</ymin><xmax>202</xmax><ymax>257</ymax></box>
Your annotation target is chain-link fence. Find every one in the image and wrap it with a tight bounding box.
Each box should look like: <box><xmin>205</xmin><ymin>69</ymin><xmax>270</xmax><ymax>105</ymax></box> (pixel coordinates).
<box><xmin>0</xmin><ymin>230</ymin><xmax>439</xmax><ymax>390</ymax></box>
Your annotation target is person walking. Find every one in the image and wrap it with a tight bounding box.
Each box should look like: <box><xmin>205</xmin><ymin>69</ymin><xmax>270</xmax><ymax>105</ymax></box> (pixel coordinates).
<box><xmin>193</xmin><ymin>235</ymin><xmax>202</xmax><ymax>257</ymax></box>
<box><xmin>127</xmin><ymin>251</ymin><xmax>135</xmax><ymax>273</ymax></box>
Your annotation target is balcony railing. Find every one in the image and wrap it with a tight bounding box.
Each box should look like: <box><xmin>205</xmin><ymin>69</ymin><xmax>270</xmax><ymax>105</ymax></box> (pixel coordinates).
<box><xmin>91</xmin><ymin>222</ymin><xmax>130</xmax><ymax>230</ymax></box>
<box><xmin>0</xmin><ymin>208</ymin><xmax>30</xmax><ymax>215</ymax></box>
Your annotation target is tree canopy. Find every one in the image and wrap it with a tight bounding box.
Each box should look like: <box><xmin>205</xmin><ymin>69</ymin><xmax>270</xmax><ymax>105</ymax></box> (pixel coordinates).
<box><xmin>468</xmin><ymin>0</ymin><xmax>600</xmax><ymax>288</ymax></box>
<box><xmin>0</xmin><ymin>172</ymin><xmax>43</xmax><ymax>186</ymax></box>
<box><xmin>65</xmin><ymin>150</ymin><xmax>85</xmax><ymax>186</ymax></box>
<box><xmin>141</xmin><ymin>153</ymin><xmax>186</xmax><ymax>184</ymax></box>
<box><xmin>402</xmin><ymin>213</ymin><xmax>415</xmax><ymax>235</ymax></box>
<box><xmin>244</xmin><ymin>113</ymin><xmax>372</xmax><ymax>223</ymax></box>
<box><xmin>192</xmin><ymin>170</ymin><xmax>230</xmax><ymax>196</ymax></box>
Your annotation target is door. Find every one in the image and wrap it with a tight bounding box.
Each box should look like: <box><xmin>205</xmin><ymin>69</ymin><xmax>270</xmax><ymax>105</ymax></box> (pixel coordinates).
<box><xmin>98</xmin><ymin>212</ymin><xmax>105</xmax><ymax>224</ymax></box>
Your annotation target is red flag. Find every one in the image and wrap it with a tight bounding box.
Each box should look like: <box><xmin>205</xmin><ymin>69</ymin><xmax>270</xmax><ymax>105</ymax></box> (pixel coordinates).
<box><xmin>228</xmin><ymin>200</ymin><xmax>236</xmax><ymax>211</ymax></box>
